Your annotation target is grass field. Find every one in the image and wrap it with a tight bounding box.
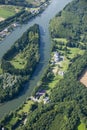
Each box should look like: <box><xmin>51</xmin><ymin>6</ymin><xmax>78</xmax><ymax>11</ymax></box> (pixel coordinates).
<box><xmin>78</xmin><ymin>123</ymin><xmax>87</xmax><ymax>130</ymax></box>
<box><xmin>10</xmin><ymin>44</ymin><xmax>31</xmax><ymax>69</ymax></box>
<box><xmin>6</xmin><ymin>117</ymin><xmax>19</xmax><ymax>129</ymax></box>
<box><xmin>26</xmin><ymin>0</ymin><xmax>45</xmax><ymax>6</ymax></box>
<box><xmin>48</xmin><ymin>75</ymin><xmax>62</xmax><ymax>89</ymax></box>
<box><xmin>54</xmin><ymin>38</ymin><xmax>68</xmax><ymax>44</ymax></box>
<box><xmin>0</xmin><ymin>5</ymin><xmax>22</xmax><ymax>20</ymax></box>
<box><xmin>67</xmin><ymin>47</ymin><xmax>85</xmax><ymax>59</ymax></box>
<box><xmin>10</xmin><ymin>53</ymin><xmax>27</xmax><ymax>69</ymax></box>
<box><xmin>18</xmin><ymin>100</ymin><xmax>34</xmax><ymax>115</ymax></box>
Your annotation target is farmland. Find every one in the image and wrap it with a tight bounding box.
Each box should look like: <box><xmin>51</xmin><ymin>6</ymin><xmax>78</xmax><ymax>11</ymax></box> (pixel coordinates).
<box><xmin>0</xmin><ymin>5</ymin><xmax>22</xmax><ymax>21</ymax></box>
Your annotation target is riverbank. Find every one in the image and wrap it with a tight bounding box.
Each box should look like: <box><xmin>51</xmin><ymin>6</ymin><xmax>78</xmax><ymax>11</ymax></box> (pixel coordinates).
<box><xmin>0</xmin><ymin>0</ymin><xmax>50</xmax><ymax>42</ymax></box>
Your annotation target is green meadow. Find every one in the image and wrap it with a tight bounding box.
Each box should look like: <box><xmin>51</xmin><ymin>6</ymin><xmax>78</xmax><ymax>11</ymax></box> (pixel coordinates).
<box><xmin>0</xmin><ymin>5</ymin><xmax>22</xmax><ymax>19</ymax></box>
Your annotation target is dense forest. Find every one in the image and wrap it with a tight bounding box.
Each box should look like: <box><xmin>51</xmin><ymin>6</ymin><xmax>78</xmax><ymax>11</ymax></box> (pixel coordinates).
<box><xmin>0</xmin><ymin>24</ymin><xmax>40</xmax><ymax>103</ymax></box>
<box><xmin>50</xmin><ymin>0</ymin><xmax>87</xmax><ymax>49</ymax></box>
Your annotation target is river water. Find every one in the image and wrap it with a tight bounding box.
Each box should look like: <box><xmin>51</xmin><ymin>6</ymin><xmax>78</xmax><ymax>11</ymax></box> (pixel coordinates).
<box><xmin>0</xmin><ymin>0</ymin><xmax>72</xmax><ymax>119</ymax></box>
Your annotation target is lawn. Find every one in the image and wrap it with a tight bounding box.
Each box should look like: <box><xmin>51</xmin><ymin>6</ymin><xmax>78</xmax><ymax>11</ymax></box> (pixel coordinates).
<box><xmin>26</xmin><ymin>0</ymin><xmax>45</xmax><ymax>6</ymax></box>
<box><xmin>18</xmin><ymin>100</ymin><xmax>34</xmax><ymax>115</ymax></box>
<box><xmin>48</xmin><ymin>75</ymin><xmax>62</xmax><ymax>89</ymax></box>
<box><xmin>67</xmin><ymin>47</ymin><xmax>85</xmax><ymax>59</ymax></box>
<box><xmin>10</xmin><ymin>54</ymin><xmax>27</xmax><ymax>69</ymax></box>
<box><xmin>0</xmin><ymin>5</ymin><xmax>22</xmax><ymax>19</ymax></box>
<box><xmin>78</xmin><ymin>123</ymin><xmax>87</xmax><ymax>130</ymax></box>
<box><xmin>60</xmin><ymin>56</ymin><xmax>69</xmax><ymax>71</ymax></box>
<box><xmin>54</xmin><ymin>38</ymin><xmax>68</xmax><ymax>44</ymax></box>
<box><xmin>10</xmin><ymin>44</ymin><xmax>32</xmax><ymax>69</ymax></box>
<box><xmin>10</xmin><ymin>45</ymin><xmax>29</xmax><ymax>69</ymax></box>
<box><xmin>6</xmin><ymin>117</ymin><xmax>19</xmax><ymax>130</ymax></box>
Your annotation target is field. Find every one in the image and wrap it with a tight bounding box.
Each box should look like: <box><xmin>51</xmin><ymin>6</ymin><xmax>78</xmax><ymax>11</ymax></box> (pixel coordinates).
<box><xmin>54</xmin><ymin>38</ymin><xmax>68</xmax><ymax>44</ymax></box>
<box><xmin>0</xmin><ymin>5</ymin><xmax>22</xmax><ymax>20</ymax></box>
<box><xmin>78</xmin><ymin>123</ymin><xmax>87</xmax><ymax>130</ymax></box>
<box><xmin>48</xmin><ymin>75</ymin><xmax>62</xmax><ymax>89</ymax></box>
<box><xmin>80</xmin><ymin>70</ymin><xmax>87</xmax><ymax>87</ymax></box>
<box><xmin>10</xmin><ymin>44</ymin><xmax>31</xmax><ymax>69</ymax></box>
<box><xmin>26</xmin><ymin>0</ymin><xmax>45</xmax><ymax>6</ymax></box>
<box><xmin>10</xmin><ymin>53</ymin><xmax>27</xmax><ymax>69</ymax></box>
<box><xmin>67</xmin><ymin>47</ymin><xmax>85</xmax><ymax>59</ymax></box>
<box><xmin>18</xmin><ymin>100</ymin><xmax>34</xmax><ymax>115</ymax></box>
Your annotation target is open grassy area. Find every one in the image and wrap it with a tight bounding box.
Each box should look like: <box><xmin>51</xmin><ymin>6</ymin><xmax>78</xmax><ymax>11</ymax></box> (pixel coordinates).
<box><xmin>48</xmin><ymin>75</ymin><xmax>62</xmax><ymax>89</ymax></box>
<box><xmin>67</xmin><ymin>47</ymin><xmax>85</xmax><ymax>59</ymax></box>
<box><xmin>6</xmin><ymin>117</ymin><xmax>19</xmax><ymax>130</ymax></box>
<box><xmin>18</xmin><ymin>100</ymin><xmax>34</xmax><ymax>115</ymax></box>
<box><xmin>10</xmin><ymin>44</ymin><xmax>31</xmax><ymax>69</ymax></box>
<box><xmin>78</xmin><ymin>123</ymin><xmax>87</xmax><ymax>130</ymax></box>
<box><xmin>0</xmin><ymin>5</ymin><xmax>22</xmax><ymax>20</ymax></box>
<box><xmin>26</xmin><ymin>0</ymin><xmax>45</xmax><ymax>6</ymax></box>
<box><xmin>10</xmin><ymin>53</ymin><xmax>27</xmax><ymax>69</ymax></box>
<box><xmin>61</xmin><ymin>57</ymin><xmax>69</xmax><ymax>71</ymax></box>
<box><xmin>54</xmin><ymin>38</ymin><xmax>68</xmax><ymax>44</ymax></box>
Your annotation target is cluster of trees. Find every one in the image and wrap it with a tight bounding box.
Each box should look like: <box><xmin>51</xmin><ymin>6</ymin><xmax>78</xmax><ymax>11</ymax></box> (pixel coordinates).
<box><xmin>50</xmin><ymin>0</ymin><xmax>87</xmax><ymax>49</ymax></box>
<box><xmin>0</xmin><ymin>76</ymin><xmax>24</xmax><ymax>103</ymax></box>
<box><xmin>0</xmin><ymin>24</ymin><xmax>40</xmax><ymax>103</ymax></box>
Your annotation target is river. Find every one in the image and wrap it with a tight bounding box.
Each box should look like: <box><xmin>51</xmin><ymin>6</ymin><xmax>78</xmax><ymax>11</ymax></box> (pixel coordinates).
<box><xmin>0</xmin><ymin>0</ymin><xmax>72</xmax><ymax>119</ymax></box>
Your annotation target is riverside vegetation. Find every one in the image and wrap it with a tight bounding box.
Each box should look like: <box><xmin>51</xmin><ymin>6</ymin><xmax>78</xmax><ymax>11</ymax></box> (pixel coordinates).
<box><xmin>0</xmin><ymin>0</ymin><xmax>87</xmax><ymax>130</ymax></box>
<box><xmin>0</xmin><ymin>24</ymin><xmax>40</xmax><ymax>103</ymax></box>
<box><xmin>0</xmin><ymin>0</ymin><xmax>50</xmax><ymax>33</ymax></box>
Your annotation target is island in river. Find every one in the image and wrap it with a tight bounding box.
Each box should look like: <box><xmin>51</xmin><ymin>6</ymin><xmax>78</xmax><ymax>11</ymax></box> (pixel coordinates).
<box><xmin>0</xmin><ymin>24</ymin><xmax>40</xmax><ymax>103</ymax></box>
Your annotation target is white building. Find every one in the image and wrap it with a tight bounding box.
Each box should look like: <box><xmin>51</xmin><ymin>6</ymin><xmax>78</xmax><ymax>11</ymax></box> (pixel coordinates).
<box><xmin>54</xmin><ymin>51</ymin><xmax>60</xmax><ymax>63</ymax></box>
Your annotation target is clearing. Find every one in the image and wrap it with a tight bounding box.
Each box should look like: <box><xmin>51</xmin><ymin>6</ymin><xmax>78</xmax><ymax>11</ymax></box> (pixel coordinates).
<box><xmin>0</xmin><ymin>5</ymin><xmax>22</xmax><ymax>19</ymax></box>
<box><xmin>78</xmin><ymin>123</ymin><xmax>87</xmax><ymax>130</ymax></box>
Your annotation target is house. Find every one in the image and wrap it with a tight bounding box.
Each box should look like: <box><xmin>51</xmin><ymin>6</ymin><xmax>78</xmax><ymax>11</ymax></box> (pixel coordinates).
<box><xmin>54</xmin><ymin>51</ymin><xmax>60</xmax><ymax>63</ymax></box>
<box><xmin>36</xmin><ymin>90</ymin><xmax>46</xmax><ymax>97</ymax></box>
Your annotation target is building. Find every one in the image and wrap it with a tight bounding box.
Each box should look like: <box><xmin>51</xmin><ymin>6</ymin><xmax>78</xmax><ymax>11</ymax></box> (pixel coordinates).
<box><xmin>54</xmin><ymin>51</ymin><xmax>60</xmax><ymax>63</ymax></box>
